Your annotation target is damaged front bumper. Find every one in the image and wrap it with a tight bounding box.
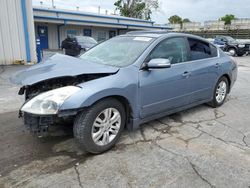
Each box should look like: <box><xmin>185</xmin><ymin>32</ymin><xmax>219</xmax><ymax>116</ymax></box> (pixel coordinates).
<box><xmin>20</xmin><ymin>111</ymin><xmax>77</xmax><ymax>136</ymax></box>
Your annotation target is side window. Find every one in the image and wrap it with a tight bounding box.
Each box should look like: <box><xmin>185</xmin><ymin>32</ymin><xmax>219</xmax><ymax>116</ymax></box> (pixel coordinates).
<box><xmin>210</xmin><ymin>44</ymin><xmax>218</xmax><ymax>57</ymax></box>
<box><xmin>148</xmin><ymin>37</ymin><xmax>188</xmax><ymax>64</ymax></box>
<box><xmin>188</xmin><ymin>38</ymin><xmax>213</xmax><ymax>60</ymax></box>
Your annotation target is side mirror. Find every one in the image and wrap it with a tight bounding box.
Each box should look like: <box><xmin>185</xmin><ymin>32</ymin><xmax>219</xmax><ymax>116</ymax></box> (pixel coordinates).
<box><xmin>145</xmin><ymin>58</ymin><xmax>171</xmax><ymax>70</ymax></box>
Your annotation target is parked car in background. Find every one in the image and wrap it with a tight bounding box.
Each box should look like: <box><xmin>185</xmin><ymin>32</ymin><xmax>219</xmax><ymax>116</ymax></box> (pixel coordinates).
<box><xmin>14</xmin><ymin>31</ymin><xmax>237</xmax><ymax>154</ymax></box>
<box><xmin>61</xmin><ymin>36</ymin><xmax>97</xmax><ymax>56</ymax></box>
<box><xmin>213</xmin><ymin>35</ymin><xmax>250</xmax><ymax>56</ymax></box>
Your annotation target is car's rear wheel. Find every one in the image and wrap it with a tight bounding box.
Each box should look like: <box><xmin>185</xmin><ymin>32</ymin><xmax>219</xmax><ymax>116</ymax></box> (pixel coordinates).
<box><xmin>73</xmin><ymin>98</ymin><xmax>125</xmax><ymax>154</ymax></box>
<box><xmin>209</xmin><ymin>76</ymin><xmax>229</xmax><ymax>108</ymax></box>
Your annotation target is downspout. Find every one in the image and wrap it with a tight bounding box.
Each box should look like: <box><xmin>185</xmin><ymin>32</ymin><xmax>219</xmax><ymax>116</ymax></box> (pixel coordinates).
<box><xmin>21</xmin><ymin>0</ymin><xmax>31</xmax><ymax>62</ymax></box>
<box><xmin>57</xmin><ymin>21</ymin><xmax>66</xmax><ymax>49</ymax></box>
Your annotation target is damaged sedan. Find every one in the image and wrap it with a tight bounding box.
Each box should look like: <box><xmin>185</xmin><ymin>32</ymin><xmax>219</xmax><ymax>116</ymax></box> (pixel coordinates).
<box><xmin>14</xmin><ymin>31</ymin><xmax>237</xmax><ymax>153</ymax></box>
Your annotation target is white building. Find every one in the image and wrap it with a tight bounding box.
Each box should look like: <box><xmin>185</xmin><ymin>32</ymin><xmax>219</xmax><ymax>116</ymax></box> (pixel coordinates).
<box><xmin>0</xmin><ymin>0</ymin><xmax>36</xmax><ymax>65</ymax></box>
<box><xmin>204</xmin><ymin>20</ymin><xmax>225</xmax><ymax>30</ymax></box>
<box><xmin>170</xmin><ymin>24</ymin><xmax>181</xmax><ymax>31</ymax></box>
<box><xmin>231</xmin><ymin>19</ymin><xmax>250</xmax><ymax>29</ymax></box>
<box><xmin>0</xmin><ymin>2</ymin><xmax>170</xmax><ymax>65</ymax></box>
<box><xmin>182</xmin><ymin>22</ymin><xmax>201</xmax><ymax>31</ymax></box>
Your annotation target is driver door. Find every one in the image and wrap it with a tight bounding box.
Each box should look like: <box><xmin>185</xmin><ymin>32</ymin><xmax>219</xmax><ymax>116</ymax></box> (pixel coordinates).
<box><xmin>139</xmin><ymin>37</ymin><xmax>193</xmax><ymax>118</ymax></box>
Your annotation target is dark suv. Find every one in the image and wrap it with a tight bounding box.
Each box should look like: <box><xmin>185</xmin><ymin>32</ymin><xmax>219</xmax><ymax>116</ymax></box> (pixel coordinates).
<box><xmin>61</xmin><ymin>36</ymin><xmax>97</xmax><ymax>56</ymax></box>
<box><xmin>213</xmin><ymin>36</ymin><xmax>250</xmax><ymax>56</ymax></box>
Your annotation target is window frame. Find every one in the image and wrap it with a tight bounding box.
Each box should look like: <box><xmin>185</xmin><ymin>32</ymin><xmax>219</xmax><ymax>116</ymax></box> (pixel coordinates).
<box><xmin>143</xmin><ymin>36</ymin><xmax>190</xmax><ymax>65</ymax></box>
<box><xmin>187</xmin><ymin>37</ymin><xmax>219</xmax><ymax>62</ymax></box>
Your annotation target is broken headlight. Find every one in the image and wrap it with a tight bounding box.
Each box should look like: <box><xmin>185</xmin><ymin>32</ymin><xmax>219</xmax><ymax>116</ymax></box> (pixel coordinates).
<box><xmin>21</xmin><ymin>86</ymin><xmax>81</xmax><ymax>115</ymax></box>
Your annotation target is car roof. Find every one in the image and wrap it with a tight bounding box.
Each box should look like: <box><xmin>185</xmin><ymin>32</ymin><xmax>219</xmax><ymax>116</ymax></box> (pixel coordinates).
<box><xmin>124</xmin><ymin>30</ymin><xmax>209</xmax><ymax>43</ymax></box>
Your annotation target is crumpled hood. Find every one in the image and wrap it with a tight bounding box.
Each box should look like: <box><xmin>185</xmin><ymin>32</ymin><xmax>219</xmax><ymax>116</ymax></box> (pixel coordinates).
<box><xmin>11</xmin><ymin>53</ymin><xmax>119</xmax><ymax>85</ymax></box>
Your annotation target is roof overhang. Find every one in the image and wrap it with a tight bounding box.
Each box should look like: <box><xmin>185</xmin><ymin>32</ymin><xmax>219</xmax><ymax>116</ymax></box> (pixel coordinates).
<box><xmin>33</xmin><ymin>7</ymin><xmax>171</xmax><ymax>30</ymax></box>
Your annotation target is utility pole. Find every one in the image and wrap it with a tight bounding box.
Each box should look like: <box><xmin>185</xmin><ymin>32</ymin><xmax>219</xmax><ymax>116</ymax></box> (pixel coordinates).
<box><xmin>52</xmin><ymin>0</ymin><xmax>55</xmax><ymax>8</ymax></box>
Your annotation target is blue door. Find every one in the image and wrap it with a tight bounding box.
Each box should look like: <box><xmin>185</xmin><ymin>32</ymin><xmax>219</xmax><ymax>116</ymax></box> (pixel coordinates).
<box><xmin>139</xmin><ymin>37</ymin><xmax>192</xmax><ymax>118</ymax></box>
<box><xmin>37</xmin><ymin>26</ymin><xmax>48</xmax><ymax>50</ymax></box>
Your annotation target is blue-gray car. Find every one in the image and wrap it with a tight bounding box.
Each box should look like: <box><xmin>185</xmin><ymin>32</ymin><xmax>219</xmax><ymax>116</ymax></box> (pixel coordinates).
<box><xmin>15</xmin><ymin>31</ymin><xmax>238</xmax><ymax>153</ymax></box>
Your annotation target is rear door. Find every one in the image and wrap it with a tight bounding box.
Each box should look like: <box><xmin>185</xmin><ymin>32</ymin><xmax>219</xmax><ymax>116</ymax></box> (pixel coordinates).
<box><xmin>187</xmin><ymin>38</ymin><xmax>221</xmax><ymax>103</ymax></box>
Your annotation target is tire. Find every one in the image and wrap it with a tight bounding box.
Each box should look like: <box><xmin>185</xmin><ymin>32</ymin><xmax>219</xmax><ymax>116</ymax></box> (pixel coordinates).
<box><xmin>227</xmin><ymin>48</ymin><xmax>236</xmax><ymax>57</ymax></box>
<box><xmin>209</xmin><ymin>76</ymin><xmax>229</xmax><ymax>108</ymax></box>
<box><xmin>237</xmin><ymin>53</ymin><xmax>244</xmax><ymax>57</ymax></box>
<box><xmin>73</xmin><ymin>98</ymin><xmax>126</xmax><ymax>154</ymax></box>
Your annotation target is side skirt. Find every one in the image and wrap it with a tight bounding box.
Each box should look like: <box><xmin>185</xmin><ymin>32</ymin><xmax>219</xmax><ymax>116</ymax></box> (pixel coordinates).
<box><xmin>130</xmin><ymin>99</ymin><xmax>211</xmax><ymax>130</ymax></box>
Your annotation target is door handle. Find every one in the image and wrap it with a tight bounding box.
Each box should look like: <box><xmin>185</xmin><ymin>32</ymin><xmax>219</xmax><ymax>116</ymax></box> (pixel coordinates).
<box><xmin>182</xmin><ymin>71</ymin><xmax>191</xmax><ymax>78</ymax></box>
<box><xmin>214</xmin><ymin>63</ymin><xmax>221</xmax><ymax>68</ymax></box>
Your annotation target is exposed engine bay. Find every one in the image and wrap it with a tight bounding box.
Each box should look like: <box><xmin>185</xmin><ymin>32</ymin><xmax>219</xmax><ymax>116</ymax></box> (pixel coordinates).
<box><xmin>18</xmin><ymin>73</ymin><xmax>112</xmax><ymax>100</ymax></box>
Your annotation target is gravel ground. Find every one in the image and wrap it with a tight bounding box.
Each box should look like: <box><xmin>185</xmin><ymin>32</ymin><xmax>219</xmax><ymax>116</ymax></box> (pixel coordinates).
<box><xmin>0</xmin><ymin>56</ymin><xmax>250</xmax><ymax>188</ymax></box>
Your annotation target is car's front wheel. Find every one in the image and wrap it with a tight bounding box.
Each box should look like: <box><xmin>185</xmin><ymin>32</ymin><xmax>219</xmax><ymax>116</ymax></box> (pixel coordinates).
<box><xmin>73</xmin><ymin>98</ymin><xmax>125</xmax><ymax>154</ymax></box>
<box><xmin>228</xmin><ymin>48</ymin><xmax>236</xmax><ymax>56</ymax></box>
<box><xmin>209</xmin><ymin>76</ymin><xmax>229</xmax><ymax>108</ymax></box>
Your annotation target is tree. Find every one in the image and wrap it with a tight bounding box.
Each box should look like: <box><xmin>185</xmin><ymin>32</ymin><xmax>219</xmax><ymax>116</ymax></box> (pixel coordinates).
<box><xmin>182</xmin><ymin>18</ymin><xmax>191</xmax><ymax>23</ymax></box>
<box><xmin>220</xmin><ymin>14</ymin><xmax>236</xmax><ymax>25</ymax></box>
<box><xmin>168</xmin><ymin>15</ymin><xmax>182</xmax><ymax>24</ymax></box>
<box><xmin>114</xmin><ymin>0</ymin><xmax>159</xmax><ymax>20</ymax></box>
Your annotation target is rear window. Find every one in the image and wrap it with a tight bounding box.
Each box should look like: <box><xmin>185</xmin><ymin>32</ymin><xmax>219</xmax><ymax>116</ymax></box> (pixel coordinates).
<box><xmin>188</xmin><ymin>38</ymin><xmax>217</xmax><ymax>60</ymax></box>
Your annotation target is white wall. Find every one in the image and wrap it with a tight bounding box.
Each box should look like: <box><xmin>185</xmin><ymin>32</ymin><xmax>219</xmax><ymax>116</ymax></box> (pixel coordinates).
<box><xmin>0</xmin><ymin>0</ymin><xmax>36</xmax><ymax>65</ymax></box>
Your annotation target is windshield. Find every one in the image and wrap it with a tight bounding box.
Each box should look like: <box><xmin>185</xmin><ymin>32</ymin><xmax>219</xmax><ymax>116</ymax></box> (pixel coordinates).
<box><xmin>76</xmin><ymin>36</ymin><xmax>97</xmax><ymax>44</ymax></box>
<box><xmin>79</xmin><ymin>36</ymin><xmax>153</xmax><ymax>67</ymax></box>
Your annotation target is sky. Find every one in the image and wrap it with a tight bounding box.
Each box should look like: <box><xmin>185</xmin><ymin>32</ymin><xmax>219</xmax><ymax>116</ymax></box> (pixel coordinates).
<box><xmin>32</xmin><ymin>0</ymin><xmax>250</xmax><ymax>24</ymax></box>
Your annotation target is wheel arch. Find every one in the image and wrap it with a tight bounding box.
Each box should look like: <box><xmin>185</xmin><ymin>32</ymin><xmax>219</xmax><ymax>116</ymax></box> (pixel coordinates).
<box><xmin>90</xmin><ymin>95</ymin><xmax>134</xmax><ymax>130</ymax></box>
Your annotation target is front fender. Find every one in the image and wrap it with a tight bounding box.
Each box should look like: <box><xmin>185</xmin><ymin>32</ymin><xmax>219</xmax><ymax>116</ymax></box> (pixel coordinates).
<box><xmin>59</xmin><ymin>67</ymin><xmax>139</xmax><ymax>118</ymax></box>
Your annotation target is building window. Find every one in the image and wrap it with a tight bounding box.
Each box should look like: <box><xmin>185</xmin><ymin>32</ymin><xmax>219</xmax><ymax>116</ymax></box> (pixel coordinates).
<box><xmin>83</xmin><ymin>29</ymin><xmax>92</xmax><ymax>37</ymax></box>
<box><xmin>97</xmin><ymin>31</ymin><xmax>107</xmax><ymax>42</ymax></box>
<box><xmin>109</xmin><ymin>30</ymin><xmax>116</xmax><ymax>38</ymax></box>
<box><xmin>66</xmin><ymin>30</ymin><xmax>77</xmax><ymax>37</ymax></box>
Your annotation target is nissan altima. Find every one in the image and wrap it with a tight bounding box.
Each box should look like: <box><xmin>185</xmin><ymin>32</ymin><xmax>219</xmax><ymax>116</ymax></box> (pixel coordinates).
<box><xmin>14</xmin><ymin>31</ymin><xmax>238</xmax><ymax>153</ymax></box>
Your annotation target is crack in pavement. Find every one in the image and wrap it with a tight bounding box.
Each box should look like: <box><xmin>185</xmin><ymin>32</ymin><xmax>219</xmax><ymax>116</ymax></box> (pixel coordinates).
<box><xmin>176</xmin><ymin>132</ymin><xmax>204</xmax><ymax>148</ymax></box>
<box><xmin>190</xmin><ymin>123</ymin><xmax>248</xmax><ymax>151</ymax></box>
<box><xmin>153</xmin><ymin>139</ymin><xmax>216</xmax><ymax>188</ymax></box>
<box><xmin>243</xmin><ymin>135</ymin><xmax>249</xmax><ymax>147</ymax></box>
<box><xmin>139</xmin><ymin>126</ymin><xmax>147</xmax><ymax>141</ymax></box>
<box><xmin>188</xmin><ymin>160</ymin><xmax>216</xmax><ymax>188</ymax></box>
<box><xmin>74</xmin><ymin>164</ymin><xmax>83</xmax><ymax>188</ymax></box>
<box><xmin>157</xmin><ymin>109</ymin><xmax>249</xmax><ymax>151</ymax></box>
<box><xmin>215</xmin><ymin>119</ymin><xmax>250</xmax><ymax>148</ymax></box>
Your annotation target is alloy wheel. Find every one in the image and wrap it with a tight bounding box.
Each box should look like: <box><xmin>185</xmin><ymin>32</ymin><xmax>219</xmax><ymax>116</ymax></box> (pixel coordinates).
<box><xmin>216</xmin><ymin>80</ymin><xmax>227</xmax><ymax>103</ymax></box>
<box><xmin>91</xmin><ymin>108</ymin><xmax>121</xmax><ymax>146</ymax></box>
